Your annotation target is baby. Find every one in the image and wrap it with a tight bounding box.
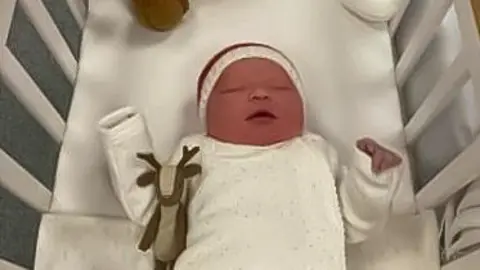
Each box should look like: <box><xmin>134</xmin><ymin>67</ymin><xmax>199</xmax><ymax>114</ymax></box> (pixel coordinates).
<box><xmin>100</xmin><ymin>43</ymin><xmax>402</xmax><ymax>270</ymax></box>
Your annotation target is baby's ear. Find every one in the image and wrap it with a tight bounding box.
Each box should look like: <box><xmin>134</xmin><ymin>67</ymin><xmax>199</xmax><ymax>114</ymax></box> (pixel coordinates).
<box><xmin>340</xmin><ymin>0</ymin><xmax>404</xmax><ymax>22</ymax></box>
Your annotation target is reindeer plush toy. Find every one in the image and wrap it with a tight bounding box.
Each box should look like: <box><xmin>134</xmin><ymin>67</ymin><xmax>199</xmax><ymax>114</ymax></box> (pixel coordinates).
<box><xmin>136</xmin><ymin>147</ymin><xmax>201</xmax><ymax>270</ymax></box>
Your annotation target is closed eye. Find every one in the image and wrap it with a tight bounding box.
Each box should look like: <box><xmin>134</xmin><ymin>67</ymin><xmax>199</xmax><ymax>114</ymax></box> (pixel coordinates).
<box><xmin>271</xmin><ymin>86</ymin><xmax>292</xmax><ymax>91</ymax></box>
<box><xmin>221</xmin><ymin>87</ymin><xmax>246</xmax><ymax>94</ymax></box>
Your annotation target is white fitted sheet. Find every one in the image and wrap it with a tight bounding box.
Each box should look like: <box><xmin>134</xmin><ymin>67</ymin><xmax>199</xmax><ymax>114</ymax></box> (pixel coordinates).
<box><xmin>53</xmin><ymin>0</ymin><xmax>415</xmax><ymax>217</ymax></box>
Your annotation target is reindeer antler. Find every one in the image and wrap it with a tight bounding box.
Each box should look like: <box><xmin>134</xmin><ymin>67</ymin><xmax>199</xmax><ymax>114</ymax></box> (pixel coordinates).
<box><xmin>178</xmin><ymin>146</ymin><xmax>200</xmax><ymax>167</ymax></box>
<box><xmin>137</xmin><ymin>153</ymin><xmax>162</xmax><ymax>170</ymax></box>
<box><xmin>136</xmin><ymin>153</ymin><xmax>162</xmax><ymax>194</ymax></box>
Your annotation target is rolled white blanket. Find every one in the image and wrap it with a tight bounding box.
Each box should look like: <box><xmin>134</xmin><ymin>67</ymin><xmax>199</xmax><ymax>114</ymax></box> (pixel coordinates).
<box><xmin>35</xmin><ymin>213</ymin><xmax>154</xmax><ymax>270</ymax></box>
<box><xmin>340</xmin><ymin>0</ymin><xmax>405</xmax><ymax>21</ymax></box>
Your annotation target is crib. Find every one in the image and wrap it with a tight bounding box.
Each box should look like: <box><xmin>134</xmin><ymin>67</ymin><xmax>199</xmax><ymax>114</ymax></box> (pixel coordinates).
<box><xmin>1</xmin><ymin>0</ymin><xmax>480</xmax><ymax>269</ymax></box>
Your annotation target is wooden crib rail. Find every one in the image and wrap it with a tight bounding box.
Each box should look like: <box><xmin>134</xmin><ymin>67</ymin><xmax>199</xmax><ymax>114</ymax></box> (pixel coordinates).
<box><xmin>17</xmin><ymin>0</ymin><xmax>78</xmax><ymax>83</ymax></box>
<box><xmin>416</xmin><ymin>134</ymin><xmax>480</xmax><ymax>210</ymax></box>
<box><xmin>0</xmin><ymin>258</ymin><xmax>27</xmax><ymax>270</ymax></box>
<box><xmin>0</xmin><ymin>148</ymin><xmax>52</xmax><ymax>212</ymax></box>
<box><xmin>66</xmin><ymin>0</ymin><xmax>87</xmax><ymax>27</ymax></box>
<box><xmin>395</xmin><ymin>0</ymin><xmax>454</xmax><ymax>88</ymax></box>
<box><xmin>456</xmin><ymin>0</ymin><xmax>480</xmax><ymax>106</ymax></box>
<box><xmin>392</xmin><ymin>0</ymin><xmax>480</xmax><ymax>213</ymax></box>
<box><xmin>404</xmin><ymin>51</ymin><xmax>469</xmax><ymax>144</ymax></box>
<box><xmin>0</xmin><ymin>47</ymin><xmax>66</xmax><ymax>142</ymax></box>
<box><xmin>0</xmin><ymin>0</ymin><xmax>16</xmax><ymax>46</ymax></box>
<box><xmin>442</xmin><ymin>249</ymin><xmax>480</xmax><ymax>270</ymax></box>
<box><xmin>0</xmin><ymin>0</ymin><xmax>86</xmax><ymax>214</ymax></box>
<box><xmin>412</xmin><ymin>0</ymin><xmax>480</xmax><ymax>211</ymax></box>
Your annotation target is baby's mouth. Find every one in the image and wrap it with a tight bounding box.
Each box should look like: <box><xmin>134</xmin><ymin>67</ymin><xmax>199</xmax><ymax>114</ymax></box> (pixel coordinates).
<box><xmin>246</xmin><ymin>110</ymin><xmax>277</xmax><ymax>121</ymax></box>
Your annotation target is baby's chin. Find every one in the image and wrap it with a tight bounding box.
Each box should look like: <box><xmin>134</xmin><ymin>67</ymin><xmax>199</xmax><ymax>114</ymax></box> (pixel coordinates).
<box><xmin>243</xmin><ymin>132</ymin><xmax>301</xmax><ymax>146</ymax></box>
<box><xmin>245</xmin><ymin>117</ymin><xmax>277</xmax><ymax>126</ymax></box>
<box><xmin>206</xmin><ymin>117</ymin><xmax>303</xmax><ymax>146</ymax></box>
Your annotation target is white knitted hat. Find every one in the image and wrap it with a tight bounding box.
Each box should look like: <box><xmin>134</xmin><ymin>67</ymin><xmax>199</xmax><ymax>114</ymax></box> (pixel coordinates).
<box><xmin>197</xmin><ymin>43</ymin><xmax>304</xmax><ymax>124</ymax></box>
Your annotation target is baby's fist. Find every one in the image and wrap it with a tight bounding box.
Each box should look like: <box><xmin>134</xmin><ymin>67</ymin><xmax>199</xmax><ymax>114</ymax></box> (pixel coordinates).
<box><xmin>356</xmin><ymin>138</ymin><xmax>402</xmax><ymax>174</ymax></box>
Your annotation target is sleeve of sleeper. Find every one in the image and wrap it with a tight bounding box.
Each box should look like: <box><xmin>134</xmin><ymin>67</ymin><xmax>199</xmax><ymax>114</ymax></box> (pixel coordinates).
<box><xmin>326</xmin><ymin>144</ymin><xmax>402</xmax><ymax>244</ymax></box>
<box><xmin>99</xmin><ymin>106</ymin><xmax>156</xmax><ymax>226</ymax></box>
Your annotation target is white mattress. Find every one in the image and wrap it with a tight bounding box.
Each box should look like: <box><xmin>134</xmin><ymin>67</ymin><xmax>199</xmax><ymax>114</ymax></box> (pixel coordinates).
<box><xmin>53</xmin><ymin>0</ymin><xmax>415</xmax><ymax>217</ymax></box>
<box><xmin>41</xmin><ymin>0</ymin><xmax>440</xmax><ymax>269</ymax></box>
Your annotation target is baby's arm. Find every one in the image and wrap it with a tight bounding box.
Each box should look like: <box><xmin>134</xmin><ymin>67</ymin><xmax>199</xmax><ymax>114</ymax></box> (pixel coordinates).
<box><xmin>327</xmin><ymin>138</ymin><xmax>403</xmax><ymax>244</ymax></box>
<box><xmin>99</xmin><ymin>107</ymin><xmax>201</xmax><ymax>226</ymax></box>
<box><xmin>99</xmin><ymin>107</ymin><xmax>156</xmax><ymax>226</ymax></box>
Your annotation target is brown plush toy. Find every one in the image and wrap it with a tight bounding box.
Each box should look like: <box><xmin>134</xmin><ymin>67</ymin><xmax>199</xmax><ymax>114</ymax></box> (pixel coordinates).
<box><xmin>131</xmin><ymin>0</ymin><xmax>190</xmax><ymax>31</ymax></box>
<box><xmin>136</xmin><ymin>146</ymin><xmax>201</xmax><ymax>270</ymax></box>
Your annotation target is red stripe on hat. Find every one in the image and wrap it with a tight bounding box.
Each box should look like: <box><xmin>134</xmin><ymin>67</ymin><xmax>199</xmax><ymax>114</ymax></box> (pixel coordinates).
<box><xmin>196</xmin><ymin>42</ymin><xmax>279</xmax><ymax>104</ymax></box>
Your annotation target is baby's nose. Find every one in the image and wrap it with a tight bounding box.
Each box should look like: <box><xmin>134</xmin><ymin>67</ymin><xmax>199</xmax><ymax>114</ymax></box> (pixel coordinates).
<box><xmin>250</xmin><ymin>88</ymin><xmax>270</xmax><ymax>100</ymax></box>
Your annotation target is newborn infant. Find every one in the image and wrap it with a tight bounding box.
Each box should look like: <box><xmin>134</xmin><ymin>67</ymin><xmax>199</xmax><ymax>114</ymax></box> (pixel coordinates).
<box><xmin>100</xmin><ymin>43</ymin><xmax>402</xmax><ymax>270</ymax></box>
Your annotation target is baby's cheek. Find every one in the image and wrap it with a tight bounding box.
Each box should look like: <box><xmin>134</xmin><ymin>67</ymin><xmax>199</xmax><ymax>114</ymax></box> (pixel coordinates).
<box><xmin>208</xmin><ymin>99</ymin><xmax>243</xmax><ymax>124</ymax></box>
<box><xmin>282</xmin><ymin>95</ymin><xmax>304</xmax><ymax>114</ymax></box>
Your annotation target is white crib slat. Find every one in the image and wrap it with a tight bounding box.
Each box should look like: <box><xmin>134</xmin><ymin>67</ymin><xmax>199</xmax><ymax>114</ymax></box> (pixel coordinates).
<box><xmin>0</xmin><ymin>0</ymin><xmax>16</xmax><ymax>45</ymax></box>
<box><xmin>442</xmin><ymin>248</ymin><xmax>480</xmax><ymax>270</ymax></box>
<box><xmin>455</xmin><ymin>0</ymin><xmax>480</xmax><ymax>109</ymax></box>
<box><xmin>416</xmin><ymin>134</ymin><xmax>480</xmax><ymax>210</ymax></box>
<box><xmin>0</xmin><ymin>148</ymin><xmax>51</xmax><ymax>212</ymax></box>
<box><xmin>0</xmin><ymin>259</ymin><xmax>27</xmax><ymax>270</ymax></box>
<box><xmin>395</xmin><ymin>0</ymin><xmax>454</xmax><ymax>88</ymax></box>
<box><xmin>18</xmin><ymin>0</ymin><xmax>77</xmax><ymax>83</ymax></box>
<box><xmin>66</xmin><ymin>0</ymin><xmax>87</xmax><ymax>28</ymax></box>
<box><xmin>405</xmin><ymin>52</ymin><xmax>469</xmax><ymax>144</ymax></box>
<box><xmin>389</xmin><ymin>0</ymin><xmax>410</xmax><ymax>34</ymax></box>
<box><xmin>0</xmin><ymin>47</ymin><xmax>65</xmax><ymax>143</ymax></box>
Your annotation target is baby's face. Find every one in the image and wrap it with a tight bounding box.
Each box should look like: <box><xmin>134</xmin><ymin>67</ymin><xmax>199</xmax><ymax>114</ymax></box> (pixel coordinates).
<box><xmin>206</xmin><ymin>58</ymin><xmax>304</xmax><ymax>146</ymax></box>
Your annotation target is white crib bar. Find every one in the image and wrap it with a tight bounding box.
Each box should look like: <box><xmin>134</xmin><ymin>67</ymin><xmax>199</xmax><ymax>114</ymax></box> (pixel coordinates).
<box><xmin>18</xmin><ymin>0</ymin><xmax>77</xmax><ymax>84</ymax></box>
<box><xmin>0</xmin><ymin>47</ymin><xmax>65</xmax><ymax>143</ymax></box>
<box><xmin>442</xmin><ymin>249</ymin><xmax>480</xmax><ymax>270</ymax></box>
<box><xmin>389</xmin><ymin>0</ymin><xmax>410</xmax><ymax>34</ymax></box>
<box><xmin>455</xmin><ymin>0</ymin><xmax>480</xmax><ymax>109</ymax></box>
<box><xmin>405</xmin><ymin>51</ymin><xmax>469</xmax><ymax>144</ymax></box>
<box><xmin>416</xmin><ymin>134</ymin><xmax>480</xmax><ymax>210</ymax></box>
<box><xmin>66</xmin><ymin>0</ymin><xmax>87</xmax><ymax>28</ymax></box>
<box><xmin>395</xmin><ymin>0</ymin><xmax>454</xmax><ymax>88</ymax></box>
<box><xmin>0</xmin><ymin>148</ymin><xmax>52</xmax><ymax>212</ymax></box>
<box><xmin>0</xmin><ymin>0</ymin><xmax>16</xmax><ymax>46</ymax></box>
<box><xmin>0</xmin><ymin>259</ymin><xmax>27</xmax><ymax>270</ymax></box>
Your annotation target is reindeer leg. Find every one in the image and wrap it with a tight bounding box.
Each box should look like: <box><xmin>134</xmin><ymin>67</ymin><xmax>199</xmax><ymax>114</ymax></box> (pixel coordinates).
<box><xmin>138</xmin><ymin>205</ymin><xmax>162</xmax><ymax>251</ymax></box>
<box><xmin>155</xmin><ymin>259</ymin><xmax>168</xmax><ymax>270</ymax></box>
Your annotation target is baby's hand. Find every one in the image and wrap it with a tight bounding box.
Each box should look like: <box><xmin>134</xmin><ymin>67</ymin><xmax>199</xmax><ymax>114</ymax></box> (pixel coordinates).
<box><xmin>356</xmin><ymin>138</ymin><xmax>402</xmax><ymax>174</ymax></box>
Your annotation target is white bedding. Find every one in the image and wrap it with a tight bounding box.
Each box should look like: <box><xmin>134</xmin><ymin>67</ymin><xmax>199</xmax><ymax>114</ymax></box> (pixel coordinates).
<box><xmin>53</xmin><ymin>0</ymin><xmax>415</xmax><ymax>217</ymax></box>
<box><xmin>39</xmin><ymin>0</ymin><xmax>440</xmax><ymax>269</ymax></box>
